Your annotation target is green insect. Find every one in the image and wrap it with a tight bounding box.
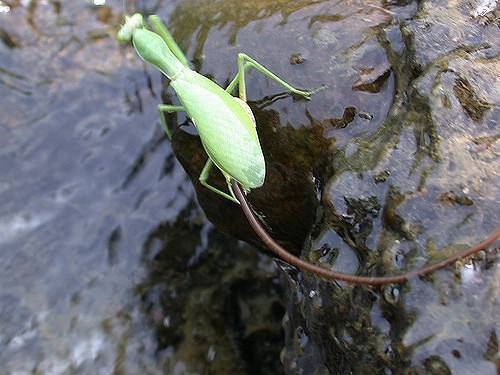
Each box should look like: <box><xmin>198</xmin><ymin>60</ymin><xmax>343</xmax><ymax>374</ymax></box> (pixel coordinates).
<box><xmin>118</xmin><ymin>13</ymin><xmax>319</xmax><ymax>203</ymax></box>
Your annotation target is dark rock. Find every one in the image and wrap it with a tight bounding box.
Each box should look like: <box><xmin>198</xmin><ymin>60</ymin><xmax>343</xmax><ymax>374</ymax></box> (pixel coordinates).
<box><xmin>290</xmin><ymin>53</ymin><xmax>305</xmax><ymax>65</ymax></box>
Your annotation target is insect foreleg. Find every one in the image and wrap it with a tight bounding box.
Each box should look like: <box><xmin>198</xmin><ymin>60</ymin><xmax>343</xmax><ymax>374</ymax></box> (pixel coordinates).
<box><xmin>148</xmin><ymin>16</ymin><xmax>190</xmax><ymax>68</ymax></box>
<box><xmin>199</xmin><ymin>159</ymin><xmax>240</xmax><ymax>204</ymax></box>
<box><xmin>158</xmin><ymin>104</ymin><xmax>184</xmax><ymax>140</ymax></box>
<box><xmin>237</xmin><ymin>53</ymin><xmax>316</xmax><ymax>102</ymax></box>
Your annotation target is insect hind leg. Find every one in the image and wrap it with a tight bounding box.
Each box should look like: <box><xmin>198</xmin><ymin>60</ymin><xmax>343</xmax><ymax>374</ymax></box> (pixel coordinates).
<box><xmin>199</xmin><ymin>159</ymin><xmax>240</xmax><ymax>204</ymax></box>
<box><xmin>236</xmin><ymin>53</ymin><xmax>320</xmax><ymax>102</ymax></box>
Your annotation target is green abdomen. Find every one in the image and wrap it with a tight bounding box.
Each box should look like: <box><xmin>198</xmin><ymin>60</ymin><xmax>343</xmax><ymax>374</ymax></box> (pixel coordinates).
<box><xmin>172</xmin><ymin>71</ymin><xmax>265</xmax><ymax>189</ymax></box>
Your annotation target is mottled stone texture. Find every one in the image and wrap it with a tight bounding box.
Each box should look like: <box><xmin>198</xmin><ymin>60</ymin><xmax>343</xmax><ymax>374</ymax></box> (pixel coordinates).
<box><xmin>169</xmin><ymin>0</ymin><xmax>499</xmax><ymax>373</ymax></box>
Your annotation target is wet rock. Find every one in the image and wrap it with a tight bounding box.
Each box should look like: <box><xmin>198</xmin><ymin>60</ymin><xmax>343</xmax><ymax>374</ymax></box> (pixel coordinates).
<box><xmin>471</xmin><ymin>0</ymin><xmax>498</xmax><ymax>18</ymax></box>
<box><xmin>160</xmin><ymin>0</ymin><xmax>499</xmax><ymax>373</ymax></box>
<box><xmin>358</xmin><ymin>111</ymin><xmax>374</xmax><ymax>121</ymax></box>
<box><xmin>0</xmin><ymin>27</ymin><xmax>21</xmax><ymax>48</ymax></box>
<box><xmin>290</xmin><ymin>0</ymin><xmax>499</xmax><ymax>373</ymax></box>
<box><xmin>171</xmin><ymin>101</ymin><xmax>334</xmax><ymax>256</ymax></box>
<box><xmin>403</xmin><ymin>0</ymin><xmax>499</xmax><ymax>70</ymax></box>
<box><xmin>373</xmin><ymin>169</ymin><xmax>391</xmax><ymax>183</ymax></box>
<box><xmin>136</xmin><ymin>203</ymin><xmax>286</xmax><ymax>374</ymax></box>
<box><xmin>352</xmin><ymin>68</ymin><xmax>391</xmax><ymax>93</ymax></box>
<box><xmin>289</xmin><ymin>53</ymin><xmax>305</xmax><ymax>65</ymax></box>
<box><xmin>438</xmin><ymin>191</ymin><xmax>474</xmax><ymax>206</ymax></box>
<box><xmin>453</xmin><ymin>77</ymin><xmax>491</xmax><ymax>122</ymax></box>
<box><xmin>330</xmin><ymin>107</ymin><xmax>357</xmax><ymax>128</ymax></box>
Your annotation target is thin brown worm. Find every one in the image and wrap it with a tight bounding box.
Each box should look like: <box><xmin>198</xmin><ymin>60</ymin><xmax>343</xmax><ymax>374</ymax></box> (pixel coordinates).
<box><xmin>232</xmin><ymin>180</ymin><xmax>500</xmax><ymax>285</ymax></box>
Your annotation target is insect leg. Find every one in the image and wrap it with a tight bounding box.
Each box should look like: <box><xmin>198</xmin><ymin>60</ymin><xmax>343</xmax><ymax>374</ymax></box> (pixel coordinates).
<box><xmin>149</xmin><ymin>16</ymin><xmax>190</xmax><ymax>68</ymax></box>
<box><xmin>199</xmin><ymin>159</ymin><xmax>240</xmax><ymax>204</ymax></box>
<box><xmin>158</xmin><ymin>104</ymin><xmax>184</xmax><ymax>140</ymax></box>
<box><xmin>225</xmin><ymin>176</ymin><xmax>240</xmax><ymax>203</ymax></box>
<box><xmin>225</xmin><ymin>72</ymin><xmax>239</xmax><ymax>94</ymax></box>
<box><xmin>237</xmin><ymin>53</ymin><xmax>317</xmax><ymax>101</ymax></box>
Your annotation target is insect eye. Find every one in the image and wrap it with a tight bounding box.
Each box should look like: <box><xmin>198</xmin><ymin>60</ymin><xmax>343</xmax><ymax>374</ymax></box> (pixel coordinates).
<box><xmin>117</xmin><ymin>13</ymin><xmax>144</xmax><ymax>43</ymax></box>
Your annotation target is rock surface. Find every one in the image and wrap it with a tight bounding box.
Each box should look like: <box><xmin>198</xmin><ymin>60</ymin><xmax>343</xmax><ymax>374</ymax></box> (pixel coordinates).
<box><xmin>168</xmin><ymin>0</ymin><xmax>499</xmax><ymax>373</ymax></box>
<box><xmin>0</xmin><ymin>0</ymin><xmax>497</xmax><ymax>373</ymax></box>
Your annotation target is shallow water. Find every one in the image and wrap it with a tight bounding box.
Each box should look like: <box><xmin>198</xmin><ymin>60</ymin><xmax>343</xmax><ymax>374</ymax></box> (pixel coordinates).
<box><xmin>0</xmin><ymin>0</ymin><xmax>498</xmax><ymax>374</ymax></box>
<box><xmin>0</xmin><ymin>1</ymin><xmax>285</xmax><ymax>373</ymax></box>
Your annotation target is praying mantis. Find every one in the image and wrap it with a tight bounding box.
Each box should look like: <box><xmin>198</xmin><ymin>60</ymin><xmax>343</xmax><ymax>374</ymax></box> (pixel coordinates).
<box><xmin>117</xmin><ymin>14</ymin><xmax>500</xmax><ymax>285</ymax></box>
<box><xmin>118</xmin><ymin>13</ymin><xmax>319</xmax><ymax>204</ymax></box>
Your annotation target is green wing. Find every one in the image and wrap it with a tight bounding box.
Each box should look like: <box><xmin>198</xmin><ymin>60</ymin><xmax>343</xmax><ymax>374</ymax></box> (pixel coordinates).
<box><xmin>171</xmin><ymin>70</ymin><xmax>265</xmax><ymax>189</ymax></box>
